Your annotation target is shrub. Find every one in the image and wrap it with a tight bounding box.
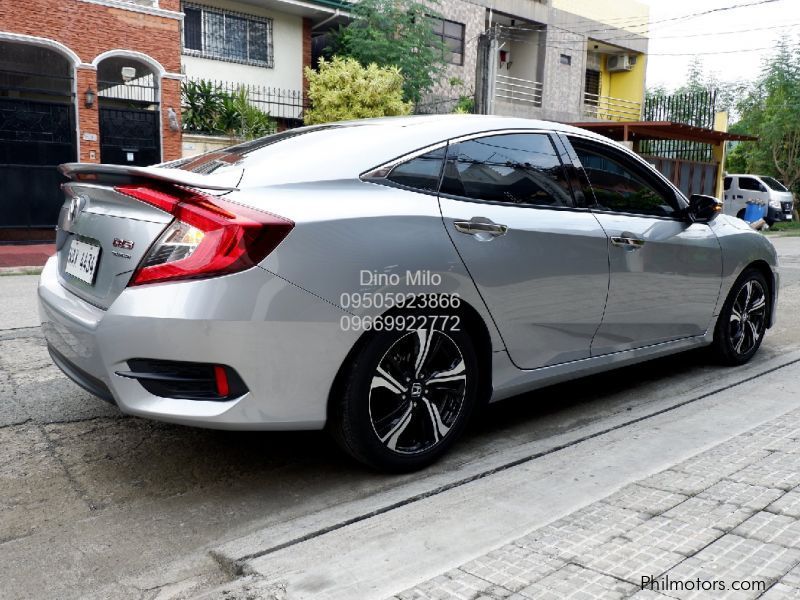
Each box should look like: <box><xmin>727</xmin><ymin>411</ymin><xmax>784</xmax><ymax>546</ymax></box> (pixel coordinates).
<box><xmin>181</xmin><ymin>79</ymin><xmax>276</xmax><ymax>139</ymax></box>
<box><xmin>304</xmin><ymin>57</ymin><xmax>412</xmax><ymax>125</ymax></box>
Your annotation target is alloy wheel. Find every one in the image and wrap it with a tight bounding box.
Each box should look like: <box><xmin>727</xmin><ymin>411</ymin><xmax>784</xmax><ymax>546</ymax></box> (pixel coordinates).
<box><xmin>728</xmin><ymin>279</ymin><xmax>767</xmax><ymax>356</ymax></box>
<box><xmin>368</xmin><ymin>329</ymin><xmax>467</xmax><ymax>455</ymax></box>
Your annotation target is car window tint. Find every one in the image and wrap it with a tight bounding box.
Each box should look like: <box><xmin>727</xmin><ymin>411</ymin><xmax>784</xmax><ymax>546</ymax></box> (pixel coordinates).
<box><xmin>724</xmin><ymin>177</ymin><xmax>732</xmax><ymax>191</ymax></box>
<box><xmin>570</xmin><ymin>139</ymin><xmax>676</xmax><ymax>218</ymax></box>
<box><xmin>738</xmin><ymin>177</ymin><xmax>765</xmax><ymax>192</ymax></box>
<box><xmin>761</xmin><ymin>176</ymin><xmax>788</xmax><ymax>192</ymax></box>
<box><xmin>387</xmin><ymin>147</ymin><xmax>445</xmax><ymax>191</ymax></box>
<box><xmin>440</xmin><ymin>133</ymin><xmax>574</xmax><ymax>207</ymax></box>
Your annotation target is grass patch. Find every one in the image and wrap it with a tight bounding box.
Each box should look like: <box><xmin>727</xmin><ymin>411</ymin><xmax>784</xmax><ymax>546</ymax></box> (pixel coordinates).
<box><xmin>765</xmin><ymin>220</ymin><xmax>800</xmax><ymax>236</ymax></box>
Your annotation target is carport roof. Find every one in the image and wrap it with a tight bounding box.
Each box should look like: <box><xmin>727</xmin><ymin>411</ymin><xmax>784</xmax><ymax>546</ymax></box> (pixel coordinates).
<box><xmin>569</xmin><ymin>121</ymin><xmax>758</xmax><ymax>144</ymax></box>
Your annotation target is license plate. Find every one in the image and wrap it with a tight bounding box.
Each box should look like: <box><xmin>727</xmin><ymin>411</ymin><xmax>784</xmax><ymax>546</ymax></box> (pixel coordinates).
<box><xmin>65</xmin><ymin>239</ymin><xmax>101</xmax><ymax>285</ymax></box>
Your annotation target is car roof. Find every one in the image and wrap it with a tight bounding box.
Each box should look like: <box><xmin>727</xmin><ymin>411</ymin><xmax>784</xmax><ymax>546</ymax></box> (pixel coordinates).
<box><xmin>210</xmin><ymin>115</ymin><xmax>618</xmax><ymax>187</ymax></box>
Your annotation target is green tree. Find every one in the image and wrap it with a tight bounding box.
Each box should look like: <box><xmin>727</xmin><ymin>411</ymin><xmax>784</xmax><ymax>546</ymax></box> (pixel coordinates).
<box><xmin>304</xmin><ymin>57</ymin><xmax>412</xmax><ymax>124</ymax></box>
<box><xmin>330</xmin><ymin>0</ymin><xmax>447</xmax><ymax>103</ymax></box>
<box><xmin>729</xmin><ymin>39</ymin><xmax>800</xmax><ymax>196</ymax></box>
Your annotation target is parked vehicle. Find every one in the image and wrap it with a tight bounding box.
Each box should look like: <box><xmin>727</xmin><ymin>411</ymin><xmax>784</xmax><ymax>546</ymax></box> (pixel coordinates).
<box><xmin>723</xmin><ymin>174</ymin><xmax>794</xmax><ymax>225</ymax></box>
<box><xmin>40</xmin><ymin>116</ymin><xmax>779</xmax><ymax>471</ymax></box>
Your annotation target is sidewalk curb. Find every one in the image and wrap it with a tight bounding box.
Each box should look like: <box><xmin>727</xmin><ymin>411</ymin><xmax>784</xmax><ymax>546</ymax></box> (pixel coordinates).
<box><xmin>209</xmin><ymin>348</ymin><xmax>800</xmax><ymax>579</ymax></box>
<box><xmin>0</xmin><ymin>266</ymin><xmax>43</xmax><ymax>276</ymax></box>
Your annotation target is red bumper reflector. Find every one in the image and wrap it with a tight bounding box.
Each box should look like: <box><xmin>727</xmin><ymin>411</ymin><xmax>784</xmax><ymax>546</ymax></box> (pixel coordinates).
<box><xmin>214</xmin><ymin>365</ymin><xmax>230</xmax><ymax>397</ymax></box>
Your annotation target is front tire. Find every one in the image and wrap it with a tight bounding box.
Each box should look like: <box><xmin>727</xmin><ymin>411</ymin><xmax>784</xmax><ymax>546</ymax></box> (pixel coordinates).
<box><xmin>330</xmin><ymin>323</ymin><xmax>479</xmax><ymax>472</ymax></box>
<box><xmin>711</xmin><ymin>269</ymin><xmax>770</xmax><ymax>365</ymax></box>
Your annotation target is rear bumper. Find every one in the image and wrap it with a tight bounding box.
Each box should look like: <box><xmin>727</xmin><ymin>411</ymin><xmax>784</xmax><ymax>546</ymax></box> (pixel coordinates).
<box><xmin>38</xmin><ymin>257</ymin><xmax>356</xmax><ymax>430</ymax></box>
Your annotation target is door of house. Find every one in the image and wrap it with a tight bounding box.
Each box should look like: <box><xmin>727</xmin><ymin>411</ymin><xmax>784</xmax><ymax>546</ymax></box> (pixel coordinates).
<box><xmin>0</xmin><ymin>42</ymin><xmax>77</xmax><ymax>230</ymax></box>
<box><xmin>0</xmin><ymin>98</ymin><xmax>76</xmax><ymax>228</ymax></box>
<box><xmin>99</xmin><ymin>107</ymin><xmax>160</xmax><ymax>166</ymax></box>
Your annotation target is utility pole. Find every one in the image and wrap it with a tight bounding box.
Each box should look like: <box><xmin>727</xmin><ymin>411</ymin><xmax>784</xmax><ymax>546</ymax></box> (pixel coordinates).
<box><xmin>474</xmin><ymin>25</ymin><xmax>499</xmax><ymax>115</ymax></box>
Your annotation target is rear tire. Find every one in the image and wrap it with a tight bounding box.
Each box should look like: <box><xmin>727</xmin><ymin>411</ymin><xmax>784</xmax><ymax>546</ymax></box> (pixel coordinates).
<box><xmin>710</xmin><ymin>268</ymin><xmax>770</xmax><ymax>366</ymax></box>
<box><xmin>736</xmin><ymin>209</ymin><xmax>746</xmax><ymax>221</ymax></box>
<box><xmin>330</xmin><ymin>319</ymin><xmax>479</xmax><ymax>472</ymax></box>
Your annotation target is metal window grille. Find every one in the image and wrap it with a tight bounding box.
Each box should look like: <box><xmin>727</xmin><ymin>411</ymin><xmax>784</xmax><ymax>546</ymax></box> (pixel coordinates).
<box><xmin>182</xmin><ymin>2</ymin><xmax>274</xmax><ymax>68</ymax></box>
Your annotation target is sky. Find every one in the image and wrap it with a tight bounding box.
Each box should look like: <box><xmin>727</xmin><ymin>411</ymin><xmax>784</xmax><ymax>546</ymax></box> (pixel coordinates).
<box><xmin>638</xmin><ymin>0</ymin><xmax>800</xmax><ymax>91</ymax></box>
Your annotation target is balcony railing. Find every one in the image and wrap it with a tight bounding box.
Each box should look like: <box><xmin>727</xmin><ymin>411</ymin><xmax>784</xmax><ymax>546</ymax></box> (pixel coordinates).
<box><xmin>583</xmin><ymin>93</ymin><xmax>642</xmax><ymax>122</ymax></box>
<box><xmin>495</xmin><ymin>74</ymin><xmax>543</xmax><ymax>107</ymax></box>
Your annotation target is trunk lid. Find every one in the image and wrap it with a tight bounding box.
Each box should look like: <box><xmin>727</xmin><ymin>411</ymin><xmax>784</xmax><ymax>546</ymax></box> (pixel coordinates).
<box><xmin>56</xmin><ymin>163</ymin><xmax>241</xmax><ymax>309</ymax></box>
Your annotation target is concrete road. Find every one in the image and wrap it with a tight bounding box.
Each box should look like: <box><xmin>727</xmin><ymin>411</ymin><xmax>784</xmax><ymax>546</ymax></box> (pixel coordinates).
<box><xmin>2</xmin><ymin>238</ymin><xmax>800</xmax><ymax>599</ymax></box>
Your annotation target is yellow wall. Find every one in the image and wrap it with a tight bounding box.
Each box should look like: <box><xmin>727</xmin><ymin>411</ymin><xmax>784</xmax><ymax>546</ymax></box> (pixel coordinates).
<box><xmin>607</xmin><ymin>54</ymin><xmax>647</xmax><ymax>108</ymax></box>
<box><xmin>551</xmin><ymin>0</ymin><xmax>649</xmax><ymax>34</ymax></box>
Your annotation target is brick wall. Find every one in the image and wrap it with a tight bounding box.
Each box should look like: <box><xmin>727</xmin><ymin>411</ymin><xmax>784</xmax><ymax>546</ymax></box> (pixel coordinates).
<box><xmin>1</xmin><ymin>0</ymin><xmax>183</xmax><ymax>162</ymax></box>
<box><xmin>1</xmin><ymin>0</ymin><xmax>182</xmax><ymax>72</ymax></box>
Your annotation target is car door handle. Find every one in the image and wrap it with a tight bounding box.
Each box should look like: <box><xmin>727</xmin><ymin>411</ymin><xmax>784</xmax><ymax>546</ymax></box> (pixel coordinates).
<box><xmin>453</xmin><ymin>221</ymin><xmax>508</xmax><ymax>236</ymax></box>
<box><xmin>610</xmin><ymin>236</ymin><xmax>645</xmax><ymax>250</ymax></box>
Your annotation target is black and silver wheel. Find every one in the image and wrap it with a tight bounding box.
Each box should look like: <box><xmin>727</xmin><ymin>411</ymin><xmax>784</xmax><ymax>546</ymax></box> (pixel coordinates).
<box><xmin>711</xmin><ymin>269</ymin><xmax>769</xmax><ymax>365</ymax></box>
<box><xmin>331</xmin><ymin>324</ymin><xmax>478</xmax><ymax>471</ymax></box>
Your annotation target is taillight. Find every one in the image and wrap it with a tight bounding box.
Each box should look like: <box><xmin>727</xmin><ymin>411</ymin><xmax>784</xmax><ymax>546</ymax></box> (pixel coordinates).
<box><xmin>115</xmin><ymin>184</ymin><xmax>293</xmax><ymax>286</ymax></box>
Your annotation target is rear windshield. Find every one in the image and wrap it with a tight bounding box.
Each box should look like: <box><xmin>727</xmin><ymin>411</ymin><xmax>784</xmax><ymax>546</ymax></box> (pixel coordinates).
<box><xmin>158</xmin><ymin>125</ymin><xmax>344</xmax><ymax>174</ymax></box>
<box><xmin>761</xmin><ymin>176</ymin><xmax>788</xmax><ymax>192</ymax></box>
<box><xmin>724</xmin><ymin>177</ymin><xmax>732</xmax><ymax>190</ymax></box>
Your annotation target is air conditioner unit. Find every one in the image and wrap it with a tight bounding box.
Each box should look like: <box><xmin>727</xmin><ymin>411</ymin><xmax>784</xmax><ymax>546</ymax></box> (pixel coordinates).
<box><xmin>607</xmin><ymin>55</ymin><xmax>633</xmax><ymax>72</ymax></box>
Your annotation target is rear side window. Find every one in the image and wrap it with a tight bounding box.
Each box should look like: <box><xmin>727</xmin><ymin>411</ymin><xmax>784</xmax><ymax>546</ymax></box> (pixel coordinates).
<box><xmin>440</xmin><ymin>133</ymin><xmax>574</xmax><ymax>207</ymax></box>
<box><xmin>738</xmin><ymin>177</ymin><xmax>766</xmax><ymax>192</ymax></box>
<box><xmin>386</xmin><ymin>147</ymin><xmax>445</xmax><ymax>192</ymax></box>
<box><xmin>724</xmin><ymin>177</ymin><xmax>732</xmax><ymax>191</ymax></box>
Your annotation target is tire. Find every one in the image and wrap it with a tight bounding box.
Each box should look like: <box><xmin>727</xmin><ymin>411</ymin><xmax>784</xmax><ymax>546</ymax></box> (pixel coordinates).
<box><xmin>330</xmin><ymin>319</ymin><xmax>479</xmax><ymax>472</ymax></box>
<box><xmin>737</xmin><ymin>209</ymin><xmax>746</xmax><ymax>221</ymax></box>
<box><xmin>710</xmin><ymin>268</ymin><xmax>770</xmax><ymax>366</ymax></box>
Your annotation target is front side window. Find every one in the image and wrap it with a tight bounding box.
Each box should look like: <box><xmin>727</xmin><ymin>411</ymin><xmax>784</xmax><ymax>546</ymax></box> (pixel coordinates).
<box><xmin>440</xmin><ymin>133</ymin><xmax>574</xmax><ymax>207</ymax></box>
<box><xmin>570</xmin><ymin>138</ymin><xmax>678</xmax><ymax>218</ymax></box>
<box><xmin>183</xmin><ymin>3</ymin><xmax>274</xmax><ymax>68</ymax></box>
<box><xmin>761</xmin><ymin>176</ymin><xmax>788</xmax><ymax>192</ymax></box>
<box><xmin>738</xmin><ymin>177</ymin><xmax>766</xmax><ymax>192</ymax></box>
<box><xmin>430</xmin><ymin>17</ymin><xmax>465</xmax><ymax>65</ymax></box>
<box><xmin>387</xmin><ymin>148</ymin><xmax>445</xmax><ymax>192</ymax></box>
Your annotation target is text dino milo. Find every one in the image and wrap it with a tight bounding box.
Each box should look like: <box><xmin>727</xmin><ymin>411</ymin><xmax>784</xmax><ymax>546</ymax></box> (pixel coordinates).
<box><xmin>339</xmin><ymin>270</ymin><xmax>461</xmax><ymax>333</ymax></box>
<box><xmin>641</xmin><ymin>575</ymin><xmax>767</xmax><ymax>593</ymax></box>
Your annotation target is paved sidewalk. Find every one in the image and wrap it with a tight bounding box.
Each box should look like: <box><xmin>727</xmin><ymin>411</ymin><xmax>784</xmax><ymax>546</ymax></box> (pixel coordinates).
<box><xmin>390</xmin><ymin>407</ymin><xmax>800</xmax><ymax>600</ymax></box>
<box><xmin>0</xmin><ymin>243</ymin><xmax>54</xmax><ymax>269</ymax></box>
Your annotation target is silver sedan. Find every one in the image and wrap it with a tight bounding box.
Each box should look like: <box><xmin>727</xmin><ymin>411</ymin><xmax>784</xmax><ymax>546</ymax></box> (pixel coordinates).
<box><xmin>39</xmin><ymin>116</ymin><xmax>779</xmax><ymax>471</ymax></box>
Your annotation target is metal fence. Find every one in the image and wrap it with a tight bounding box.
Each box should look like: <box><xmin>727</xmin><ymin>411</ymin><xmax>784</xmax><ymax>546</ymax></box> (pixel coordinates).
<box><xmin>183</xmin><ymin>77</ymin><xmax>307</xmax><ymax>124</ymax></box>
<box><xmin>583</xmin><ymin>92</ymin><xmax>642</xmax><ymax>122</ymax></box>
<box><xmin>641</xmin><ymin>90</ymin><xmax>718</xmax><ymax>161</ymax></box>
<box><xmin>495</xmin><ymin>75</ymin><xmax>543</xmax><ymax>107</ymax></box>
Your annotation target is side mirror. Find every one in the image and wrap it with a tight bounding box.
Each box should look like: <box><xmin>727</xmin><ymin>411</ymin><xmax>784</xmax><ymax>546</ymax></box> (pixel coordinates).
<box><xmin>687</xmin><ymin>194</ymin><xmax>722</xmax><ymax>224</ymax></box>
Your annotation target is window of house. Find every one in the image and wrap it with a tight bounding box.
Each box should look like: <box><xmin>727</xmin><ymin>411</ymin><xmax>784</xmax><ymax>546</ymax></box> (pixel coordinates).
<box><xmin>430</xmin><ymin>17</ymin><xmax>465</xmax><ymax>65</ymax></box>
<box><xmin>387</xmin><ymin>148</ymin><xmax>446</xmax><ymax>192</ymax></box>
<box><xmin>182</xmin><ymin>3</ymin><xmax>273</xmax><ymax>68</ymax></box>
<box><xmin>738</xmin><ymin>177</ymin><xmax>766</xmax><ymax>192</ymax></box>
<box><xmin>570</xmin><ymin>138</ymin><xmax>678</xmax><ymax>218</ymax></box>
<box><xmin>440</xmin><ymin>133</ymin><xmax>574</xmax><ymax>207</ymax></box>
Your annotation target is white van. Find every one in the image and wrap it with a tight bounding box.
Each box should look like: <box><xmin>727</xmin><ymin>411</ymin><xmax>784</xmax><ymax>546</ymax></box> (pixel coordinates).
<box><xmin>723</xmin><ymin>174</ymin><xmax>794</xmax><ymax>225</ymax></box>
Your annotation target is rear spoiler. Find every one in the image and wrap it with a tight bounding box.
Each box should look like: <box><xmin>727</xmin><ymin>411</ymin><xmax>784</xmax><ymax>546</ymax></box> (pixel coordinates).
<box><xmin>59</xmin><ymin>163</ymin><xmax>240</xmax><ymax>192</ymax></box>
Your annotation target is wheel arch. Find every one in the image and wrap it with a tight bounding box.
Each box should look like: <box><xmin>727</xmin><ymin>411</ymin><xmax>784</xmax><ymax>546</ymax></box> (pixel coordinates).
<box><xmin>744</xmin><ymin>259</ymin><xmax>777</xmax><ymax>328</ymax></box>
<box><xmin>325</xmin><ymin>296</ymin><xmax>494</xmax><ymax>424</ymax></box>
